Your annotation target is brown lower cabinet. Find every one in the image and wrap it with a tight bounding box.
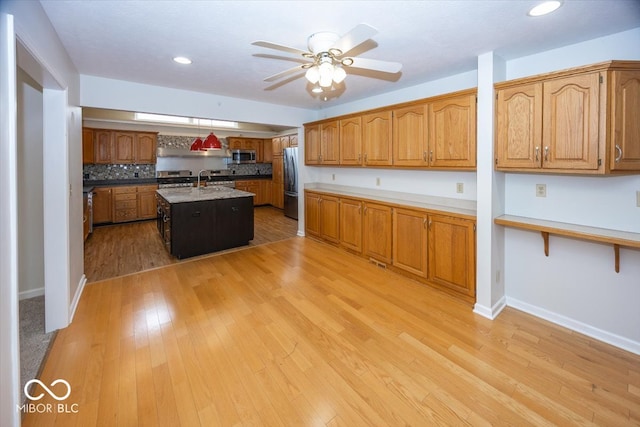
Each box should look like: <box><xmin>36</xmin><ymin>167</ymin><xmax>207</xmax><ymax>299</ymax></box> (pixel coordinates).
<box><xmin>305</xmin><ymin>189</ymin><xmax>476</xmax><ymax>301</ymax></box>
<box><xmin>92</xmin><ymin>187</ymin><xmax>113</xmax><ymax>224</ymax></box>
<box><xmin>235</xmin><ymin>179</ymin><xmax>271</xmax><ymax>206</ymax></box>
<box><xmin>91</xmin><ymin>184</ymin><xmax>158</xmax><ymax>225</ymax></box>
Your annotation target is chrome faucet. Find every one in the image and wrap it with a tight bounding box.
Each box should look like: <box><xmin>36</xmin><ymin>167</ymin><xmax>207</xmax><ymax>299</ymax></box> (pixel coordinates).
<box><xmin>197</xmin><ymin>169</ymin><xmax>207</xmax><ymax>189</ymax></box>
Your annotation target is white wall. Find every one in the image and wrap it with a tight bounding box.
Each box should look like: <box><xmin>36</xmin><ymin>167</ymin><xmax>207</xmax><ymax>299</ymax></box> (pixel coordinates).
<box><xmin>17</xmin><ymin>68</ymin><xmax>44</xmax><ymax>299</ymax></box>
<box><xmin>80</xmin><ymin>75</ymin><xmax>316</xmax><ymax>129</ymax></box>
<box><xmin>1</xmin><ymin>2</ymin><xmax>81</xmax><ymax>424</ymax></box>
<box><xmin>502</xmin><ymin>28</ymin><xmax>640</xmax><ymax>353</ymax></box>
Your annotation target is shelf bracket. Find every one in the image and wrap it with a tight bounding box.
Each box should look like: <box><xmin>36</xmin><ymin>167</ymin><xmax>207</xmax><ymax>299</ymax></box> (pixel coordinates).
<box><xmin>614</xmin><ymin>244</ymin><xmax>620</xmax><ymax>273</ymax></box>
<box><xmin>541</xmin><ymin>231</ymin><xmax>549</xmax><ymax>256</ymax></box>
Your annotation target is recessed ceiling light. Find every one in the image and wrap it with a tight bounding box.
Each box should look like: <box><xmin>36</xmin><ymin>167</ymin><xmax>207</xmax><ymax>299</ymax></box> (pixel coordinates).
<box><xmin>173</xmin><ymin>56</ymin><xmax>192</xmax><ymax>65</ymax></box>
<box><xmin>528</xmin><ymin>1</ymin><xmax>562</xmax><ymax>17</ymax></box>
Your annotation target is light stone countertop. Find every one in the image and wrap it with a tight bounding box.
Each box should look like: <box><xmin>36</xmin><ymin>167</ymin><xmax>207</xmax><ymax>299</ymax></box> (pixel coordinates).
<box><xmin>157</xmin><ymin>187</ymin><xmax>255</xmax><ymax>204</ymax></box>
<box><xmin>305</xmin><ymin>183</ymin><xmax>477</xmax><ymax>218</ymax></box>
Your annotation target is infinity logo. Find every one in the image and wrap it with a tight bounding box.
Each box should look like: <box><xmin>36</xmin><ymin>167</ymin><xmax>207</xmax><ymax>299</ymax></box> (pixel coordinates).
<box><xmin>24</xmin><ymin>379</ymin><xmax>71</xmax><ymax>401</ymax></box>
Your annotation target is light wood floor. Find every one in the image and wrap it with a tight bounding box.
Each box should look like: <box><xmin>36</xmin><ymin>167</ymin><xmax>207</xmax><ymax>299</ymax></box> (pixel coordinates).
<box><xmin>24</xmin><ymin>237</ymin><xmax>640</xmax><ymax>426</ymax></box>
<box><xmin>84</xmin><ymin>206</ymin><xmax>299</xmax><ymax>283</ymax></box>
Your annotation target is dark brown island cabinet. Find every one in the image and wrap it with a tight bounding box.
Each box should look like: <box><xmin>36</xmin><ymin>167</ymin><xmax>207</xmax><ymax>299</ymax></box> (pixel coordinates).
<box><xmin>156</xmin><ymin>188</ymin><xmax>254</xmax><ymax>259</ymax></box>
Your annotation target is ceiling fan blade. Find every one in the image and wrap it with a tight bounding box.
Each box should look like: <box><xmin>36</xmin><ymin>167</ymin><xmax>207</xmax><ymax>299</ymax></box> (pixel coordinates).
<box><xmin>331</xmin><ymin>23</ymin><xmax>378</xmax><ymax>56</ymax></box>
<box><xmin>347</xmin><ymin>57</ymin><xmax>402</xmax><ymax>74</ymax></box>
<box><xmin>263</xmin><ymin>65</ymin><xmax>306</xmax><ymax>82</ymax></box>
<box><xmin>252</xmin><ymin>40</ymin><xmax>309</xmax><ymax>57</ymax></box>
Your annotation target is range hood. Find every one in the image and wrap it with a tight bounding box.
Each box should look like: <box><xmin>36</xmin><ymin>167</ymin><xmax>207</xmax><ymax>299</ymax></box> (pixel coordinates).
<box><xmin>157</xmin><ymin>147</ymin><xmax>232</xmax><ymax>158</ymax></box>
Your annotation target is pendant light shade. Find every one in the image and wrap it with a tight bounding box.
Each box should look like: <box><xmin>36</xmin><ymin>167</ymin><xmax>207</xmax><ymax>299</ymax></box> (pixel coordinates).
<box><xmin>202</xmin><ymin>132</ymin><xmax>222</xmax><ymax>150</ymax></box>
<box><xmin>190</xmin><ymin>137</ymin><xmax>204</xmax><ymax>151</ymax></box>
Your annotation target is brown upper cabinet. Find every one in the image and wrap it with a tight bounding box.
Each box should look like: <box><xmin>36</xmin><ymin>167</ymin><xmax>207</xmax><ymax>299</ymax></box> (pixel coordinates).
<box><xmin>304</xmin><ymin>88</ymin><xmax>477</xmax><ymax>170</ymax></box>
<box><xmin>495</xmin><ymin>60</ymin><xmax>640</xmax><ymax>174</ymax></box>
<box><xmin>84</xmin><ymin>128</ymin><xmax>157</xmax><ymax>164</ymax></box>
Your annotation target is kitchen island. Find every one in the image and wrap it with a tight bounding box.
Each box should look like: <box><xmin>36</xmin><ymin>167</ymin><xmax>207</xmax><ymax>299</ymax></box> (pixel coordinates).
<box><xmin>156</xmin><ymin>187</ymin><xmax>254</xmax><ymax>259</ymax></box>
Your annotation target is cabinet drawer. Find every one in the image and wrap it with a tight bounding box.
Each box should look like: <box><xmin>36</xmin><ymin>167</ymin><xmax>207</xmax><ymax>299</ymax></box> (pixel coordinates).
<box><xmin>114</xmin><ymin>208</ymin><xmax>137</xmax><ymax>222</ymax></box>
<box><xmin>114</xmin><ymin>193</ymin><xmax>136</xmax><ymax>202</ymax></box>
<box><xmin>113</xmin><ymin>186</ymin><xmax>137</xmax><ymax>195</ymax></box>
<box><xmin>115</xmin><ymin>199</ymin><xmax>137</xmax><ymax>210</ymax></box>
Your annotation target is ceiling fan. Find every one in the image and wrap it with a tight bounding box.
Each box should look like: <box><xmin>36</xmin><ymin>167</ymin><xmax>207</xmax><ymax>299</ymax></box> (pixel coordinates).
<box><xmin>252</xmin><ymin>23</ymin><xmax>402</xmax><ymax>92</ymax></box>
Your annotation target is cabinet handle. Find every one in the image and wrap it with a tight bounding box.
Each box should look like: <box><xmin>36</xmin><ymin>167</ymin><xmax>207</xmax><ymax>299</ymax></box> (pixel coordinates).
<box><xmin>423</xmin><ymin>151</ymin><xmax>427</xmax><ymax>161</ymax></box>
<box><xmin>358</xmin><ymin>153</ymin><xmax>361</xmax><ymax>163</ymax></box>
<box><xmin>544</xmin><ymin>146</ymin><xmax>549</xmax><ymax>162</ymax></box>
<box><xmin>364</xmin><ymin>153</ymin><xmax>368</xmax><ymax>163</ymax></box>
<box><xmin>428</xmin><ymin>220</ymin><xmax>432</xmax><ymax>229</ymax></box>
<box><xmin>423</xmin><ymin>218</ymin><xmax>427</xmax><ymax>229</ymax></box>
<box><xmin>429</xmin><ymin>150</ymin><xmax>433</xmax><ymax>163</ymax></box>
<box><xmin>615</xmin><ymin>144</ymin><xmax>622</xmax><ymax>163</ymax></box>
<box><xmin>535</xmin><ymin>146</ymin><xmax>539</xmax><ymax>162</ymax></box>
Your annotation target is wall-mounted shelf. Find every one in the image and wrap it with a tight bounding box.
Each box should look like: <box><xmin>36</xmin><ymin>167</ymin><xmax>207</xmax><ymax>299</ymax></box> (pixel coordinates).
<box><xmin>494</xmin><ymin>215</ymin><xmax>640</xmax><ymax>273</ymax></box>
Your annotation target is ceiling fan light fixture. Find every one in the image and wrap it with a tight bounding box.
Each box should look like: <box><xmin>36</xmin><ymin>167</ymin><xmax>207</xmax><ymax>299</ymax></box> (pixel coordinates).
<box><xmin>318</xmin><ymin>61</ymin><xmax>334</xmax><ymax>87</ymax></box>
<box><xmin>305</xmin><ymin>65</ymin><xmax>320</xmax><ymax>84</ymax></box>
<box><xmin>311</xmin><ymin>85</ymin><xmax>323</xmax><ymax>94</ymax></box>
<box><xmin>333</xmin><ymin>66</ymin><xmax>347</xmax><ymax>84</ymax></box>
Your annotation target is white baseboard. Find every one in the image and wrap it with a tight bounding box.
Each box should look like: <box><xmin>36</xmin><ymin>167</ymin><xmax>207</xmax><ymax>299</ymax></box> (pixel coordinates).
<box><xmin>19</xmin><ymin>287</ymin><xmax>44</xmax><ymax>300</ymax></box>
<box><xmin>506</xmin><ymin>296</ymin><xmax>640</xmax><ymax>356</ymax></box>
<box><xmin>473</xmin><ymin>295</ymin><xmax>507</xmax><ymax>320</ymax></box>
<box><xmin>297</xmin><ymin>230</ymin><xmax>305</xmax><ymax>237</ymax></box>
<box><xmin>69</xmin><ymin>274</ymin><xmax>87</xmax><ymax>323</ymax></box>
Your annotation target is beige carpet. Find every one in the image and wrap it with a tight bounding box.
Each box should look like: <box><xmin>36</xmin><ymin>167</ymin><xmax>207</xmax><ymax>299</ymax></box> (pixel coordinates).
<box><xmin>19</xmin><ymin>296</ymin><xmax>54</xmax><ymax>401</ymax></box>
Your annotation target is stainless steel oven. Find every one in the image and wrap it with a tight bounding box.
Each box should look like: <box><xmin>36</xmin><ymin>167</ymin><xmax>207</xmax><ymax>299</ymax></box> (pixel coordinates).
<box><xmin>230</xmin><ymin>149</ymin><xmax>256</xmax><ymax>164</ymax></box>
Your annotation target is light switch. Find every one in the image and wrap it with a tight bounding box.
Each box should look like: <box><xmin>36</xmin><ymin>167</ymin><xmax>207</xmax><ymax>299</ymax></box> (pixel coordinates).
<box><xmin>536</xmin><ymin>184</ymin><xmax>546</xmax><ymax>198</ymax></box>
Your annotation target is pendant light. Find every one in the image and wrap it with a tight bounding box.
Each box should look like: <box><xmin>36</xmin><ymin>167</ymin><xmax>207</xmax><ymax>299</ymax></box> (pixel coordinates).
<box><xmin>190</xmin><ymin>119</ymin><xmax>204</xmax><ymax>151</ymax></box>
<box><xmin>202</xmin><ymin>132</ymin><xmax>222</xmax><ymax>150</ymax></box>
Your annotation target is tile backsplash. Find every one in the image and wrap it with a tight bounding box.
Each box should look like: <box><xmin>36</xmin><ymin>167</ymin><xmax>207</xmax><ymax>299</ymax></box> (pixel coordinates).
<box><xmin>83</xmin><ymin>163</ymin><xmax>156</xmax><ymax>181</ymax></box>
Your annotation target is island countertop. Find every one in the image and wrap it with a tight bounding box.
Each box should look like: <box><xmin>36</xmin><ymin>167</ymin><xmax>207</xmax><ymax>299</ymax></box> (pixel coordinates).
<box><xmin>156</xmin><ymin>187</ymin><xmax>255</xmax><ymax>204</ymax></box>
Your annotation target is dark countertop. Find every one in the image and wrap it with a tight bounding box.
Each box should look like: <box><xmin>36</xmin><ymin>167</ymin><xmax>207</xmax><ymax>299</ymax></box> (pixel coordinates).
<box><xmin>83</xmin><ymin>174</ymin><xmax>273</xmax><ymax>188</ymax></box>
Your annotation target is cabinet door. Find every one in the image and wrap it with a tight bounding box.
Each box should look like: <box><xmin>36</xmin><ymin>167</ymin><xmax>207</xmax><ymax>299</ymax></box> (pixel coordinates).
<box><xmin>542</xmin><ymin>73</ymin><xmax>600</xmax><ymax>170</ymax></box>
<box><xmin>82</xmin><ymin>128</ymin><xmax>94</xmax><ymax>164</ymax></box>
<box><xmin>495</xmin><ymin>83</ymin><xmax>543</xmax><ymax>169</ymax></box>
<box><xmin>289</xmin><ymin>134</ymin><xmax>298</xmax><ymax>147</ymax></box>
<box><xmin>427</xmin><ymin>214</ymin><xmax>475</xmax><ymax>298</ymax></box>
<box><xmin>320</xmin><ymin>120</ymin><xmax>340</xmax><ymax>164</ymax></box>
<box><xmin>392</xmin><ymin>208</ymin><xmax>428</xmax><ymax>277</ymax></box>
<box><xmin>136</xmin><ymin>133</ymin><xmax>157</xmax><ymax>164</ymax></box>
<box><xmin>137</xmin><ymin>185</ymin><xmax>158</xmax><ymax>219</ymax></box>
<box><xmin>339</xmin><ymin>198</ymin><xmax>363</xmax><ymax>253</ymax></box>
<box><xmin>304</xmin><ymin>192</ymin><xmax>321</xmax><ymax>237</ymax></box>
<box><xmin>393</xmin><ymin>104</ymin><xmax>429</xmax><ymax>167</ymax></box>
<box><xmin>362</xmin><ymin>111</ymin><xmax>393</xmax><ymax>166</ymax></box>
<box><xmin>319</xmin><ymin>195</ymin><xmax>340</xmax><ymax>244</ymax></box>
<box><xmin>262</xmin><ymin>138</ymin><xmax>273</xmax><ymax>163</ymax></box>
<box><xmin>272</xmin><ymin>155</ymin><xmax>283</xmax><ymax>184</ymax></box>
<box><xmin>429</xmin><ymin>93</ymin><xmax>476</xmax><ymax>168</ymax></box>
<box><xmin>339</xmin><ymin>117</ymin><xmax>362</xmax><ymax>165</ymax></box>
<box><xmin>92</xmin><ymin>187</ymin><xmax>113</xmax><ymax>224</ymax></box>
<box><xmin>610</xmin><ymin>70</ymin><xmax>640</xmax><ymax>170</ymax></box>
<box><xmin>113</xmin><ymin>132</ymin><xmax>135</xmax><ymax>164</ymax></box>
<box><xmin>271</xmin><ymin>137</ymin><xmax>282</xmax><ymax>158</ymax></box>
<box><xmin>305</xmin><ymin>124</ymin><xmax>321</xmax><ymax>165</ymax></box>
<box><xmin>363</xmin><ymin>202</ymin><xmax>392</xmax><ymax>264</ymax></box>
<box><xmin>94</xmin><ymin>130</ymin><xmax>113</xmax><ymax>164</ymax></box>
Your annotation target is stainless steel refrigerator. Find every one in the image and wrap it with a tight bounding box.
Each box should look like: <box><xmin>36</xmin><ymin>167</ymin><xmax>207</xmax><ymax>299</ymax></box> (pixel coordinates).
<box><xmin>283</xmin><ymin>147</ymin><xmax>298</xmax><ymax>220</ymax></box>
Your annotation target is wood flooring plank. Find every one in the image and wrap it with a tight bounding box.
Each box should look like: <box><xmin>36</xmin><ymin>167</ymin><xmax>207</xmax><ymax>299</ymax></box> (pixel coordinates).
<box><xmin>24</xmin><ymin>236</ymin><xmax>640</xmax><ymax>426</ymax></box>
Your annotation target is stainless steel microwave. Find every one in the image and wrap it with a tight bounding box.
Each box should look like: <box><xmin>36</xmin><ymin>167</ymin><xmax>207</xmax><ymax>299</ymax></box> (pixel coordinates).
<box><xmin>230</xmin><ymin>149</ymin><xmax>256</xmax><ymax>164</ymax></box>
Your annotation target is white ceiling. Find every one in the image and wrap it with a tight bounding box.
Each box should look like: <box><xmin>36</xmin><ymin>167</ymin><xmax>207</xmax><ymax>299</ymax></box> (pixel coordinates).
<box><xmin>40</xmin><ymin>0</ymin><xmax>640</xmax><ymax>110</ymax></box>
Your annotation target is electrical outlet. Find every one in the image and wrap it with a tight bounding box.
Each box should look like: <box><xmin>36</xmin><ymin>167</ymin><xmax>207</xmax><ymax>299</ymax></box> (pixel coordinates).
<box><xmin>636</xmin><ymin>190</ymin><xmax>640</xmax><ymax>207</ymax></box>
<box><xmin>376</xmin><ymin>177</ymin><xmax>381</xmax><ymax>186</ymax></box>
<box><xmin>332</xmin><ymin>173</ymin><xmax>335</xmax><ymax>181</ymax></box>
<box><xmin>456</xmin><ymin>183</ymin><xmax>464</xmax><ymax>193</ymax></box>
<box><xmin>536</xmin><ymin>184</ymin><xmax>546</xmax><ymax>198</ymax></box>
